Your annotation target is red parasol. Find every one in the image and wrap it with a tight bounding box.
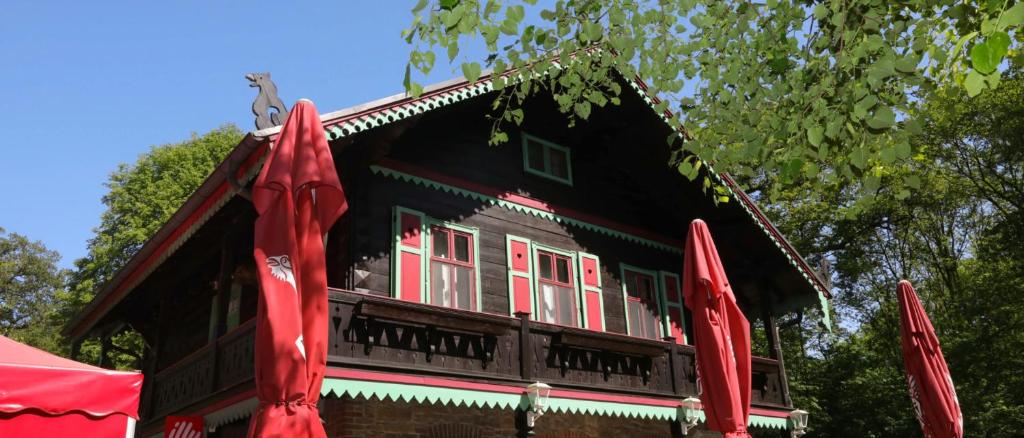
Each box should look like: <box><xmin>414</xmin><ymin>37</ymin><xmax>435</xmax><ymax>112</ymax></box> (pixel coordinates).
<box><xmin>898</xmin><ymin>280</ymin><xmax>963</xmax><ymax>438</ymax></box>
<box><xmin>248</xmin><ymin>99</ymin><xmax>347</xmax><ymax>438</ymax></box>
<box><xmin>682</xmin><ymin>219</ymin><xmax>751</xmax><ymax>438</ymax></box>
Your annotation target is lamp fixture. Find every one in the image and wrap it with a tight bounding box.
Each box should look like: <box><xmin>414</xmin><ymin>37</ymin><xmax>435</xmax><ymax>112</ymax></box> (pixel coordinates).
<box><xmin>789</xmin><ymin>409</ymin><xmax>809</xmax><ymax>438</ymax></box>
<box><xmin>679</xmin><ymin>397</ymin><xmax>701</xmax><ymax>434</ymax></box>
<box><xmin>525</xmin><ymin>382</ymin><xmax>552</xmax><ymax>428</ymax></box>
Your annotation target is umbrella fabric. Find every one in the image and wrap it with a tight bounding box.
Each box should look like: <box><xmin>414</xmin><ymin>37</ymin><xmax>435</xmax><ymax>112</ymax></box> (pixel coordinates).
<box><xmin>248</xmin><ymin>100</ymin><xmax>347</xmax><ymax>438</ymax></box>
<box><xmin>682</xmin><ymin>219</ymin><xmax>751</xmax><ymax>438</ymax></box>
<box><xmin>898</xmin><ymin>280</ymin><xmax>963</xmax><ymax>438</ymax></box>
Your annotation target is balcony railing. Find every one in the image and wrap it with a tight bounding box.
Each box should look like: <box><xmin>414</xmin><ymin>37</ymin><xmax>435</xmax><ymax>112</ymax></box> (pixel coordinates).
<box><xmin>326</xmin><ymin>288</ymin><xmax>789</xmax><ymax>407</ymax></box>
<box><xmin>140</xmin><ymin>288</ymin><xmax>789</xmax><ymax>424</ymax></box>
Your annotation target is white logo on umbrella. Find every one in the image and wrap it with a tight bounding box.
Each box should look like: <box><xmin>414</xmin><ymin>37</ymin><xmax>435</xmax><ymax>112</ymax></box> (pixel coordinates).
<box><xmin>296</xmin><ymin>334</ymin><xmax>306</xmax><ymax>361</ymax></box>
<box><xmin>266</xmin><ymin>255</ymin><xmax>296</xmax><ymax>293</ymax></box>
<box><xmin>907</xmin><ymin>375</ymin><xmax>928</xmax><ymax>435</ymax></box>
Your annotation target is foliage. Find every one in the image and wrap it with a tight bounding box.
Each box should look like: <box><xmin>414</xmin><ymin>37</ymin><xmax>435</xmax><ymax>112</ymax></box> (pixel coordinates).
<box><xmin>65</xmin><ymin>125</ymin><xmax>243</xmax><ymax>368</ymax></box>
<box><xmin>404</xmin><ymin>0</ymin><xmax>1024</xmax><ymax>210</ymax></box>
<box><xmin>0</xmin><ymin>228</ymin><xmax>68</xmax><ymax>353</ymax></box>
<box><xmin>764</xmin><ymin>69</ymin><xmax>1024</xmax><ymax>436</ymax></box>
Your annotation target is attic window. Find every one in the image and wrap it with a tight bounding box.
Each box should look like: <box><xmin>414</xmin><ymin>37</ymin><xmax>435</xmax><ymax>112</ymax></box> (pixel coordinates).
<box><xmin>522</xmin><ymin>133</ymin><xmax>573</xmax><ymax>186</ymax></box>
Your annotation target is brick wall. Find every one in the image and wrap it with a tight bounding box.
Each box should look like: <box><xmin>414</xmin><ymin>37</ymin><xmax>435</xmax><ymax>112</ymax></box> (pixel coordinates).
<box><xmin>320</xmin><ymin>395</ymin><xmax>675</xmax><ymax>438</ymax></box>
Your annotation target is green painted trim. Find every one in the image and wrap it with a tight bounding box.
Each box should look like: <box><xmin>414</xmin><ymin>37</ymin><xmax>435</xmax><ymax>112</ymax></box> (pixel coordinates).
<box><xmin>658</xmin><ymin>271</ymin><xmax>686</xmax><ymax>343</ymax></box>
<box><xmin>371</xmin><ymin>165</ymin><xmax>682</xmax><ymax>254</ymax></box>
<box><xmin>392</xmin><ymin>206</ymin><xmax>428</xmax><ymax>302</ymax></box>
<box><xmin>619</xmin><ymin>263</ymin><xmax>665</xmax><ymax>339</ymax></box>
<box><xmin>320</xmin><ymin>377</ymin><xmax>790</xmax><ymax>429</ymax></box>
<box><xmin>576</xmin><ymin>251</ymin><xmax>605</xmax><ymax>331</ymax></box>
<box><xmin>521</xmin><ymin>132</ymin><xmax>573</xmax><ymax>186</ymax></box>
<box><xmin>423</xmin><ymin>219</ymin><xmax>483</xmax><ymax>312</ymax></box>
<box><xmin>506</xmin><ymin>234</ymin><xmax>536</xmax><ymax>317</ymax></box>
<box><xmin>530</xmin><ymin>241</ymin><xmax>584</xmax><ymax>327</ymax></box>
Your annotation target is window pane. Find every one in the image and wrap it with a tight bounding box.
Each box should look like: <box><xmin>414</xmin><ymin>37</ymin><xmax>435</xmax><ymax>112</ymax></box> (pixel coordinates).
<box><xmin>432</xmin><ymin>230</ymin><xmax>449</xmax><ymax>258</ymax></box>
<box><xmin>557</xmin><ymin>286</ymin><xmax>576</xmax><ymax>326</ymax></box>
<box><xmin>431</xmin><ymin>263</ymin><xmax>451</xmax><ymax>307</ymax></box>
<box><xmin>639</xmin><ymin>276</ymin><xmax>654</xmax><ymax>300</ymax></box>
<box><xmin>455</xmin><ymin>265</ymin><xmax>472</xmax><ymax>310</ymax></box>
<box><xmin>628</xmin><ymin>302</ymin><xmax>642</xmax><ymax>336</ymax></box>
<box><xmin>538</xmin><ymin>253</ymin><xmax>553</xmax><ymax>279</ymax></box>
<box><xmin>540</xmin><ymin>284</ymin><xmax>556</xmax><ymax>323</ymax></box>
<box><xmin>454</xmin><ymin>234</ymin><xmax>470</xmax><ymax>262</ymax></box>
<box><xmin>527</xmin><ymin>140</ymin><xmax>545</xmax><ymax>171</ymax></box>
<box><xmin>625</xmin><ymin>272</ymin><xmax>640</xmax><ymax>298</ymax></box>
<box><xmin>643</xmin><ymin>304</ymin><xmax>659</xmax><ymax>339</ymax></box>
<box><xmin>548</xmin><ymin>148</ymin><xmax>568</xmax><ymax>178</ymax></box>
<box><xmin>555</xmin><ymin>257</ymin><xmax>570</xmax><ymax>283</ymax></box>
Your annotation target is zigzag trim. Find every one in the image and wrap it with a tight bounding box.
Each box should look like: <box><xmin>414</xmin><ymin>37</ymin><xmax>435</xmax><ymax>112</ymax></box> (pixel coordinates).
<box><xmin>321</xmin><ymin>377</ymin><xmax>789</xmax><ymax>429</ymax></box>
<box><xmin>370</xmin><ymin>165</ymin><xmax>682</xmax><ymax>254</ymax></box>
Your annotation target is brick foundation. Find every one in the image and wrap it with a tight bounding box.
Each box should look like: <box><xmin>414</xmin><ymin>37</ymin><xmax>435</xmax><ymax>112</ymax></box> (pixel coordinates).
<box><xmin>320</xmin><ymin>395</ymin><xmax>672</xmax><ymax>438</ymax></box>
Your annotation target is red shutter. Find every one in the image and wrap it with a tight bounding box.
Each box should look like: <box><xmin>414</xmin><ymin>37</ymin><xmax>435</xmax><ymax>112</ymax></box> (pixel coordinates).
<box><xmin>660</xmin><ymin>272</ymin><xmax>686</xmax><ymax>344</ymax></box>
<box><xmin>394</xmin><ymin>208</ymin><xmax>425</xmax><ymax>302</ymax></box>
<box><xmin>578</xmin><ymin>253</ymin><xmax>604</xmax><ymax>331</ymax></box>
<box><xmin>506</xmin><ymin>235</ymin><xmax>534</xmax><ymax>315</ymax></box>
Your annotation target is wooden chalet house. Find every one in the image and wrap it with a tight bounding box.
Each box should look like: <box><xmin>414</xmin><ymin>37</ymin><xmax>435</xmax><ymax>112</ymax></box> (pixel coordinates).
<box><xmin>64</xmin><ymin>73</ymin><xmax>832</xmax><ymax>438</ymax></box>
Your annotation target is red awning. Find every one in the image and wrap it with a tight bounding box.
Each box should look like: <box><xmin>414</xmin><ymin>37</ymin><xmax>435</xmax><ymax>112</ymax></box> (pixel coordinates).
<box><xmin>0</xmin><ymin>335</ymin><xmax>143</xmax><ymax>437</ymax></box>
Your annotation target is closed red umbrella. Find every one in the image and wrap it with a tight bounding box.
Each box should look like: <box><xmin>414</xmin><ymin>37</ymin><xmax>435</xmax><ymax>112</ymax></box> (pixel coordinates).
<box><xmin>898</xmin><ymin>280</ymin><xmax>963</xmax><ymax>438</ymax></box>
<box><xmin>683</xmin><ymin>219</ymin><xmax>751</xmax><ymax>438</ymax></box>
<box><xmin>248</xmin><ymin>99</ymin><xmax>347</xmax><ymax>438</ymax></box>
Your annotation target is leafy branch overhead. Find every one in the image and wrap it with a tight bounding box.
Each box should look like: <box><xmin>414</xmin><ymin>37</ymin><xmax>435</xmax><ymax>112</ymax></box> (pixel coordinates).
<box><xmin>403</xmin><ymin>0</ymin><xmax>1023</xmax><ymax>210</ymax></box>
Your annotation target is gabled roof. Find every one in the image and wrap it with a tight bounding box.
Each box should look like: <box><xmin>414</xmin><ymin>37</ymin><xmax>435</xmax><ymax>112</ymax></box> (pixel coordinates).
<box><xmin>64</xmin><ymin>71</ymin><xmax>831</xmax><ymax>339</ymax></box>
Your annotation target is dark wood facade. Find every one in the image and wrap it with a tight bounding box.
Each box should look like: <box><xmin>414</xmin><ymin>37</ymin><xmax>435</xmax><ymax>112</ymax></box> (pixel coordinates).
<box><xmin>66</xmin><ymin>76</ymin><xmax>825</xmax><ymax>435</ymax></box>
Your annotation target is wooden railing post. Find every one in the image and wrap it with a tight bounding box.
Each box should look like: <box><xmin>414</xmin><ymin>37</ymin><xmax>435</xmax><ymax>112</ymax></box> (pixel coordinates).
<box><xmin>763</xmin><ymin>310</ymin><xmax>792</xmax><ymax>407</ymax></box>
<box><xmin>516</xmin><ymin>312</ymin><xmax>532</xmax><ymax>381</ymax></box>
<box><xmin>664</xmin><ymin>336</ymin><xmax>683</xmax><ymax>396</ymax></box>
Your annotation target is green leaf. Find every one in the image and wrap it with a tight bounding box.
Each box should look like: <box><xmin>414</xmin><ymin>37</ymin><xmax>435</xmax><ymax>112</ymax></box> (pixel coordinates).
<box><xmin>880</xmin><ymin>146</ymin><xmax>896</xmax><ymax>164</ymax></box>
<box><xmin>989</xmin><ymin>31</ymin><xmax>1011</xmax><ymax>60</ymax></box>
<box><xmin>851</xmin><ymin>148</ymin><xmax>867</xmax><ymax>170</ymax></box>
<box><xmin>813</xmin><ymin>4</ymin><xmax>827</xmax><ymax>19</ymax></box>
<box><xmin>905</xmin><ymin>175</ymin><xmax>922</xmax><ymax>189</ymax></box>
<box><xmin>411</xmin><ymin>0</ymin><xmax>428</xmax><ymax>14</ymax></box>
<box><xmin>971</xmin><ymin>41</ymin><xmax>998</xmax><ymax>74</ymax></box>
<box><xmin>447</xmin><ymin>43</ymin><xmax>459</xmax><ymax>62</ymax></box>
<box><xmin>510</xmin><ymin>108</ymin><xmax>524</xmax><ymax>125</ymax></box>
<box><xmin>439</xmin><ymin>0</ymin><xmax>459</xmax><ymax>10</ymax></box>
<box><xmin>895</xmin><ymin>56</ymin><xmax>918</xmax><ymax>73</ymax></box>
<box><xmin>868</xmin><ymin>58</ymin><xmax>896</xmax><ymax>81</ymax></box>
<box><xmin>461</xmin><ymin>62</ymin><xmax>482</xmax><ymax>83</ymax></box>
<box><xmin>896</xmin><ymin>189</ymin><xmax>911</xmax><ymax>200</ymax></box>
<box><xmin>867</xmin><ymin>106</ymin><xmax>896</xmax><ymax>130</ymax></box>
<box><xmin>965</xmin><ymin>70</ymin><xmax>986</xmax><ymax>97</ymax></box>
<box><xmin>807</xmin><ymin>126</ymin><xmax>824</xmax><ymax>147</ymax></box>
<box><xmin>999</xmin><ymin>3</ymin><xmax>1024</xmax><ymax>28</ymax></box>
<box><xmin>895</xmin><ymin>140</ymin><xmax>912</xmax><ymax>159</ymax></box>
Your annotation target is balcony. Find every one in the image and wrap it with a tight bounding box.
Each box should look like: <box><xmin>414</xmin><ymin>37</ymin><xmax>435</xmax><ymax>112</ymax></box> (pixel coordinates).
<box><xmin>327</xmin><ymin>289</ymin><xmax>789</xmax><ymax>407</ymax></box>
<box><xmin>140</xmin><ymin>288</ymin><xmax>789</xmax><ymax>425</ymax></box>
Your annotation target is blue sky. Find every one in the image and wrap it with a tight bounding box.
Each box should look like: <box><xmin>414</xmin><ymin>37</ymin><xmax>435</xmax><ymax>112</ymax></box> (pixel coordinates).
<box><xmin>1</xmin><ymin>1</ymin><xmax>478</xmax><ymax>268</ymax></box>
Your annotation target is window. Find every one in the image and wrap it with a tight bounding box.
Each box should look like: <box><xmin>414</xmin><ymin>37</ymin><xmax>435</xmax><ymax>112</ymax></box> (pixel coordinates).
<box><xmin>522</xmin><ymin>133</ymin><xmax>573</xmax><ymax>185</ymax></box>
<box><xmin>391</xmin><ymin>206</ymin><xmax>481</xmax><ymax>311</ymax></box>
<box><xmin>623</xmin><ymin>267</ymin><xmax>662</xmax><ymax>340</ymax></box>
<box><xmin>429</xmin><ymin>225</ymin><xmax>477</xmax><ymax>311</ymax></box>
<box><xmin>535</xmin><ymin>249</ymin><xmax>578</xmax><ymax>326</ymax></box>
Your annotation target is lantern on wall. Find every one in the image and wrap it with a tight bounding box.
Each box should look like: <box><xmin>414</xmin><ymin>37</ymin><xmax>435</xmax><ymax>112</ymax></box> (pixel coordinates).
<box><xmin>789</xmin><ymin>409</ymin><xmax>809</xmax><ymax>437</ymax></box>
<box><xmin>524</xmin><ymin>382</ymin><xmax>552</xmax><ymax>427</ymax></box>
<box><xmin>679</xmin><ymin>396</ymin><xmax>702</xmax><ymax>434</ymax></box>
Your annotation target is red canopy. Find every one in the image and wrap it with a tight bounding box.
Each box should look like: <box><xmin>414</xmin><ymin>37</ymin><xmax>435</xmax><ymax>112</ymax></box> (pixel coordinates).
<box><xmin>898</xmin><ymin>280</ymin><xmax>963</xmax><ymax>438</ymax></box>
<box><xmin>0</xmin><ymin>334</ymin><xmax>142</xmax><ymax>437</ymax></box>
<box><xmin>248</xmin><ymin>99</ymin><xmax>346</xmax><ymax>438</ymax></box>
<box><xmin>683</xmin><ymin>219</ymin><xmax>751</xmax><ymax>438</ymax></box>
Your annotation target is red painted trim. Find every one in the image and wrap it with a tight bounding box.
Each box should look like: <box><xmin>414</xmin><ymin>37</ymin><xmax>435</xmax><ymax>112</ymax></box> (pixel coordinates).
<box><xmin>70</xmin><ymin>144</ymin><xmax>268</xmax><ymax>339</ymax></box>
<box><xmin>378</xmin><ymin>158</ymin><xmax>685</xmax><ymax>250</ymax></box>
<box><xmin>719</xmin><ymin>173</ymin><xmax>831</xmax><ymax>298</ymax></box>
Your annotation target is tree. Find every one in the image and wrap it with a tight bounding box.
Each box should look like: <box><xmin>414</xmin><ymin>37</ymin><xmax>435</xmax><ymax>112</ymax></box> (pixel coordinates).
<box><xmin>66</xmin><ymin>125</ymin><xmax>244</xmax><ymax>368</ymax></box>
<box><xmin>403</xmin><ymin>0</ymin><xmax>1024</xmax><ymax>211</ymax></box>
<box><xmin>0</xmin><ymin>227</ymin><xmax>68</xmax><ymax>354</ymax></box>
<box><xmin>762</xmin><ymin>69</ymin><xmax>1024</xmax><ymax>436</ymax></box>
